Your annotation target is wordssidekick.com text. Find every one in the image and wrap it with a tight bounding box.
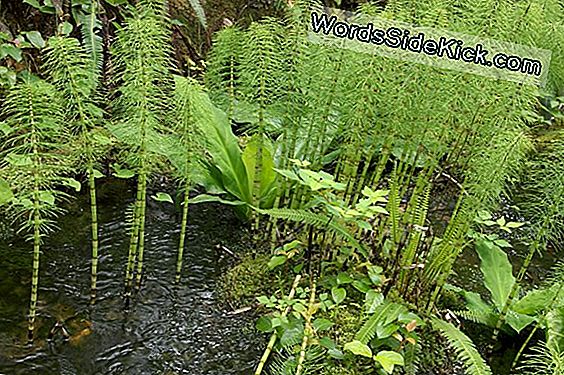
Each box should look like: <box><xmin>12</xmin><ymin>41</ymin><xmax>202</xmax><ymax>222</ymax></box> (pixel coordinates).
<box><xmin>309</xmin><ymin>10</ymin><xmax>550</xmax><ymax>84</ymax></box>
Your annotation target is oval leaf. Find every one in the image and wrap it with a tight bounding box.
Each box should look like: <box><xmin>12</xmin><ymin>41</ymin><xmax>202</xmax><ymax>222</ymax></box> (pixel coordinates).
<box><xmin>375</xmin><ymin>351</ymin><xmax>404</xmax><ymax>374</ymax></box>
<box><xmin>331</xmin><ymin>286</ymin><xmax>346</xmax><ymax>304</ymax></box>
<box><xmin>151</xmin><ymin>192</ymin><xmax>173</xmax><ymax>204</ymax></box>
<box><xmin>344</xmin><ymin>340</ymin><xmax>372</xmax><ymax>358</ymax></box>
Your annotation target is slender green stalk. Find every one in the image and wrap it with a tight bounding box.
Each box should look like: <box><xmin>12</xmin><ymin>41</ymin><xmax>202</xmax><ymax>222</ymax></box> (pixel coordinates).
<box><xmin>295</xmin><ymin>280</ymin><xmax>316</xmax><ymax>375</ymax></box>
<box><xmin>125</xmin><ymin>185</ymin><xmax>142</xmax><ymax>293</ymax></box>
<box><xmin>43</xmin><ymin>36</ymin><xmax>102</xmax><ymax>303</ymax></box>
<box><xmin>255</xmin><ymin>274</ymin><xmax>302</xmax><ymax>375</ymax></box>
<box><xmin>135</xmin><ymin>173</ymin><xmax>148</xmax><ymax>289</ymax></box>
<box><xmin>28</xmin><ymin>187</ymin><xmax>41</xmax><ymax>344</ymax></box>
<box><xmin>88</xmin><ymin>162</ymin><xmax>99</xmax><ymax>303</ymax></box>
<box><xmin>176</xmin><ymin>189</ymin><xmax>190</xmax><ymax>283</ymax></box>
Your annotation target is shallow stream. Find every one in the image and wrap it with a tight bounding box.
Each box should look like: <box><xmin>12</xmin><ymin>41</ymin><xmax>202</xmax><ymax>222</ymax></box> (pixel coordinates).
<box><xmin>0</xmin><ymin>179</ymin><xmax>261</xmax><ymax>375</ymax></box>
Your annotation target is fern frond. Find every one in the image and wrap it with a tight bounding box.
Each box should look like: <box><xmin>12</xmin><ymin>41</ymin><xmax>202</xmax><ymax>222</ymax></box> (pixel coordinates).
<box><xmin>77</xmin><ymin>0</ymin><xmax>103</xmax><ymax>84</ymax></box>
<box><xmin>431</xmin><ymin>318</ymin><xmax>493</xmax><ymax>375</ymax></box>
<box><xmin>453</xmin><ymin>309</ymin><xmax>497</xmax><ymax>327</ymax></box>
<box><xmin>257</xmin><ymin>208</ymin><xmax>366</xmax><ymax>257</ymax></box>
<box><xmin>518</xmin><ymin>341</ymin><xmax>564</xmax><ymax>375</ymax></box>
<box><xmin>355</xmin><ymin>302</ymin><xmax>406</xmax><ymax>344</ymax></box>
<box><xmin>187</xmin><ymin>0</ymin><xmax>206</xmax><ymax>28</ymax></box>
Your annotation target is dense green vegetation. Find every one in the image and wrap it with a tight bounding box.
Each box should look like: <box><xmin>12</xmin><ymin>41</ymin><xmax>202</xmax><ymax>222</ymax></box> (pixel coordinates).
<box><xmin>0</xmin><ymin>0</ymin><xmax>563</xmax><ymax>374</ymax></box>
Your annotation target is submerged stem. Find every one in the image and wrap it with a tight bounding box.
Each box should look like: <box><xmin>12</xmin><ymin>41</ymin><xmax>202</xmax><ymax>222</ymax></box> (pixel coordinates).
<box><xmin>176</xmin><ymin>188</ymin><xmax>190</xmax><ymax>283</ymax></box>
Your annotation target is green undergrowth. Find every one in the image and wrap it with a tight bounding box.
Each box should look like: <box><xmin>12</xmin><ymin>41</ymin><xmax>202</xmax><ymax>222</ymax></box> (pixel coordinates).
<box><xmin>218</xmin><ymin>253</ymin><xmax>284</xmax><ymax>309</ymax></box>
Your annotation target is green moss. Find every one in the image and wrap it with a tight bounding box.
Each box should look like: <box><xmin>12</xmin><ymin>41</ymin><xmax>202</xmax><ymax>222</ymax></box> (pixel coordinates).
<box><xmin>218</xmin><ymin>254</ymin><xmax>279</xmax><ymax>308</ymax></box>
<box><xmin>319</xmin><ymin>364</ymin><xmax>359</xmax><ymax>375</ymax></box>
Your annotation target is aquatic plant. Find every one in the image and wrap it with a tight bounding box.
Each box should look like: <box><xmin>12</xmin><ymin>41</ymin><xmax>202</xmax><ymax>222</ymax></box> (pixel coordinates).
<box><xmin>109</xmin><ymin>0</ymin><xmax>174</xmax><ymax>294</ymax></box>
<box><xmin>0</xmin><ymin>76</ymin><xmax>71</xmax><ymax>343</ymax></box>
<box><xmin>43</xmin><ymin>35</ymin><xmax>104</xmax><ymax>303</ymax></box>
<box><xmin>168</xmin><ymin>75</ymin><xmax>206</xmax><ymax>282</ymax></box>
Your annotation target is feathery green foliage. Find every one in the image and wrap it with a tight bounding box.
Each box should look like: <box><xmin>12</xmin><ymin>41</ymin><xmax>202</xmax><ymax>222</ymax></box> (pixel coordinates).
<box><xmin>431</xmin><ymin>318</ymin><xmax>493</xmax><ymax>375</ymax></box>
<box><xmin>0</xmin><ymin>76</ymin><xmax>71</xmax><ymax>343</ymax></box>
<box><xmin>110</xmin><ymin>0</ymin><xmax>173</xmax><ymax>292</ymax></box>
<box><xmin>43</xmin><ymin>35</ymin><xmax>104</xmax><ymax>303</ymax></box>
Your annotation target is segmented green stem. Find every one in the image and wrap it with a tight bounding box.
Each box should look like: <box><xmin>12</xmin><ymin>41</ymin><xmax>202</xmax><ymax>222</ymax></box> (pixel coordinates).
<box><xmin>176</xmin><ymin>188</ymin><xmax>190</xmax><ymax>283</ymax></box>
<box><xmin>295</xmin><ymin>280</ymin><xmax>316</xmax><ymax>375</ymax></box>
<box><xmin>88</xmin><ymin>163</ymin><xmax>99</xmax><ymax>304</ymax></box>
<box><xmin>254</xmin><ymin>274</ymin><xmax>302</xmax><ymax>375</ymax></box>
<box><xmin>135</xmin><ymin>172</ymin><xmax>148</xmax><ymax>289</ymax></box>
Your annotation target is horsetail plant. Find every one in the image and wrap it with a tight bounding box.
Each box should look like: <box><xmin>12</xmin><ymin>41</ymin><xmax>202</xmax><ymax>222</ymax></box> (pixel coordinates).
<box><xmin>0</xmin><ymin>76</ymin><xmax>71</xmax><ymax>343</ymax></box>
<box><xmin>168</xmin><ymin>75</ymin><xmax>206</xmax><ymax>283</ymax></box>
<box><xmin>110</xmin><ymin>0</ymin><xmax>173</xmax><ymax>295</ymax></box>
<box><xmin>43</xmin><ymin>35</ymin><xmax>104</xmax><ymax>304</ymax></box>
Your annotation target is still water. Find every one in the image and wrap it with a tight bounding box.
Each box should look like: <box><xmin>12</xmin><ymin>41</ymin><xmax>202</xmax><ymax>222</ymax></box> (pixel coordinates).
<box><xmin>0</xmin><ymin>179</ymin><xmax>261</xmax><ymax>374</ymax></box>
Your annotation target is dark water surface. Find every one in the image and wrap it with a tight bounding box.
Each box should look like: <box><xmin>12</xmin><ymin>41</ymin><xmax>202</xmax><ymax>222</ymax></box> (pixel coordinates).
<box><xmin>0</xmin><ymin>179</ymin><xmax>261</xmax><ymax>375</ymax></box>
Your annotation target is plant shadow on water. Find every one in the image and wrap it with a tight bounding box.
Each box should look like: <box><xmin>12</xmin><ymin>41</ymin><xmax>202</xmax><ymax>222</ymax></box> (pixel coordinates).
<box><xmin>0</xmin><ymin>178</ymin><xmax>262</xmax><ymax>374</ymax></box>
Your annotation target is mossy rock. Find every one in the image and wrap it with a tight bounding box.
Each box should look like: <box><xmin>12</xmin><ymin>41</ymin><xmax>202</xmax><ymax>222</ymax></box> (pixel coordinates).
<box><xmin>218</xmin><ymin>254</ymin><xmax>280</xmax><ymax>308</ymax></box>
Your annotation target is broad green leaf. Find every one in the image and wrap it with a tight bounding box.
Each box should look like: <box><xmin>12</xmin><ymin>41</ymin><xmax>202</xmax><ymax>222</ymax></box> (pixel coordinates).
<box><xmin>494</xmin><ymin>239</ymin><xmax>512</xmax><ymax>248</ymax></box>
<box><xmin>376</xmin><ymin>323</ymin><xmax>399</xmax><ymax>339</ymax></box>
<box><xmin>319</xmin><ymin>337</ymin><xmax>337</xmax><ymax>349</ymax></box>
<box><xmin>186</xmin><ymin>79</ymin><xmax>251</xmax><ymax>214</ymax></box>
<box><xmin>365</xmin><ymin>290</ymin><xmax>384</xmax><ymax>314</ymax></box>
<box><xmin>151</xmin><ymin>192</ymin><xmax>173</xmax><ymax>203</ymax></box>
<box><xmin>463</xmin><ymin>291</ymin><xmax>493</xmax><ymax>314</ymax></box>
<box><xmin>513</xmin><ymin>288</ymin><xmax>555</xmax><ymax>315</ymax></box>
<box><xmin>0</xmin><ymin>178</ymin><xmax>14</xmax><ymax>206</ymax></box>
<box><xmin>242</xmin><ymin>134</ymin><xmax>277</xmax><ymax>207</ymax></box>
<box><xmin>331</xmin><ymin>286</ymin><xmax>346</xmax><ymax>304</ymax></box>
<box><xmin>279</xmin><ymin>317</ymin><xmax>304</xmax><ymax>346</ymax></box>
<box><xmin>112</xmin><ymin>165</ymin><xmax>135</xmax><ymax>179</ymax></box>
<box><xmin>59</xmin><ymin>21</ymin><xmax>73</xmax><ymax>35</ymax></box>
<box><xmin>188</xmin><ymin>194</ymin><xmax>246</xmax><ymax>206</ymax></box>
<box><xmin>24</xmin><ymin>31</ymin><xmax>45</xmax><ymax>49</ymax></box>
<box><xmin>352</xmin><ymin>280</ymin><xmax>371</xmax><ymax>293</ymax></box>
<box><xmin>64</xmin><ymin>178</ymin><xmax>81</xmax><ymax>192</ymax></box>
<box><xmin>337</xmin><ymin>272</ymin><xmax>353</xmax><ymax>284</ymax></box>
<box><xmin>38</xmin><ymin>191</ymin><xmax>55</xmax><ymax>205</ymax></box>
<box><xmin>256</xmin><ymin>316</ymin><xmax>272</xmax><ymax>332</ymax></box>
<box><xmin>475</xmin><ymin>240</ymin><xmax>515</xmax><ymax>309</ymax></box>
<box><xmin>506</xmin><ymin>310</ymin><xmax>535</xmax><ymax>333</ymax></box>
<box><xmin>477</xmin><ymin>210</ymin><xmax>492</xmax><ymax>220</ymax></box>
<box><xmin>92</xmin><ymin>169</ymin><xmax>104</xmax><ymax>179</ymax></box>
<box><xmin>375</xmin><ymin>351</ymin><xmax>404</xmax><ymax>374</ymax></box>
<box><xmin>344</xmin><ymin>340</ymin><xmax>372</xmax><ymax>358</ymax></box>
<box><xmin>367</xmin><ymin>265</ymin><xmax>383</xmax><ymax>285</ymax></box>
<box><xmin>506</xmin><ymin>222</ymin><xmax>525</xmax><ymax>228</ymax></box>
<box><xmin>273</xmin><ymin>168</ymin><xmax>300</xmax><ymax>182</ymax></box>
<box><xmin>319</xmin><ymin>336</ymin><xmax>337</xmax><ymax>349</ymax></box>
<box><xmin>256</xmin><ymin>296</ymin><xmax>270</xmax><ymax>305</ymax></box>
<box><xmin>1</xmin><ymin>44</ymin><xmax>22</xmax><ymax>62</ymax></box>
<box><xmin>267</xmin><ymin>255</ymin><xmax>287</xmax><ymax>270</ymax></box>
<box><xmin>23</xmin><ymin>0</ymin><xmax>41</xmax><ymax>8</ymax></box>
<box><xmin>328</xmin><ymin>348</ymin><xmax>344</xmax><ymax>359</ymax></box>
<box><xmin>398</xmin><ymin>312</ymin><xmax>424</xmax><ymax>326</ymax></box>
